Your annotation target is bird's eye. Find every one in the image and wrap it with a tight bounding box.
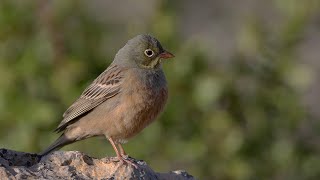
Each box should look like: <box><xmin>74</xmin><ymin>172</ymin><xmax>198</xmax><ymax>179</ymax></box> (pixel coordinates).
<box><xmin>144</xmin><ymin>49</ymin><xmax>154</xmax><ymax>57</ymax></box>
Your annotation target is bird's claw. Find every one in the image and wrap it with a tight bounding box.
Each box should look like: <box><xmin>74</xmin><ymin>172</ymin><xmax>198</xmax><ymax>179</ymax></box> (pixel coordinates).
<box><xmin>119</xmin><ymin>157</ymin><xmax>138</xmax><ymax>169</ymax></box>
<box><xmin>121</xmin><ymin>154</ymin><xmax>129</xmax><ymax>159</ymax></box>
<box><xmin>110</xmin><ymin>156</ymin><xmax>138</xmax><ymax>169</ymax></box>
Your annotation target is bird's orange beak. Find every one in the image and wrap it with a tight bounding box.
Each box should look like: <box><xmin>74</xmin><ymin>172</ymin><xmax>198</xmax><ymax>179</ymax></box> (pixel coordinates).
<box><xmin>159</xmin><ymin>50</ymin><xmax>174</xmax><ymax>59</ymax></box>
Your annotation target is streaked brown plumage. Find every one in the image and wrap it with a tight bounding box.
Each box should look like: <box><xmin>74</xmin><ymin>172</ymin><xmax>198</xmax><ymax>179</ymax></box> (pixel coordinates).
<box><xmin>41</xmin><ymin>34</ymin><xmax>174</xmax><ymax>168</ymax></box>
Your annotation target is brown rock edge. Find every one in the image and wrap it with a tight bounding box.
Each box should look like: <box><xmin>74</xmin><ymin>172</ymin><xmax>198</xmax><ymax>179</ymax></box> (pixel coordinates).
<box><xmin>0</xmin><ymin>148</ymin><xmax>195</xmax><ymax>180</ymax></box>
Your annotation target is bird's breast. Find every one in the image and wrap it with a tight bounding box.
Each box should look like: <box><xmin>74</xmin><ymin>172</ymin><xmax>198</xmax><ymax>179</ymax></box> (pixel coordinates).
<box><xmin>110</xmin><ymin>69</ymin><xmax>168</xmax><ymax>141</ymax></box>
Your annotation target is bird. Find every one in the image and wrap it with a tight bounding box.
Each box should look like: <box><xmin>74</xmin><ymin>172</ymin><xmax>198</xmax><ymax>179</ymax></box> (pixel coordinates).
<box><xmin>40</xmin><ymin>34</ymin><xmax>174</xmax><ymax>168</ymax></box>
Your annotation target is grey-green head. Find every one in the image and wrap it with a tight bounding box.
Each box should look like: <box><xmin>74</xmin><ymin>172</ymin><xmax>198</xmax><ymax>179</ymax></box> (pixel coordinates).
<box><xmin>114</xmin><ymin>34</ymin><xmax>174</xmax><ymax>69</ymax></box>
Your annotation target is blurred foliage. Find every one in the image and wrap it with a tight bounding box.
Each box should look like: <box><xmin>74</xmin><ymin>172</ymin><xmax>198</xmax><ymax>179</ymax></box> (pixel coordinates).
<box><xmin>1</xmin><ymin>0</ymin><xmax>320</xmax><ymax>179</ymax></box>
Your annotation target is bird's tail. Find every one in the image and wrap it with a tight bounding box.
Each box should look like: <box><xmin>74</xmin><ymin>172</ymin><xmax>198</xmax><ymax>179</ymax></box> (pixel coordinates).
<box><xmin>40</xmin><ymin>134</ymin><xmax>72</xmax><ymax>156</ymax></box>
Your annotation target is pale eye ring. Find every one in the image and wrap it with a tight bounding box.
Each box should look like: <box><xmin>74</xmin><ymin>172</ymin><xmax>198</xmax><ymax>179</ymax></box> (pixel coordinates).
<box><xmin>144</xmin><ymin>49</ymin><xmax>154</xmax><ymax>57</ymax></box>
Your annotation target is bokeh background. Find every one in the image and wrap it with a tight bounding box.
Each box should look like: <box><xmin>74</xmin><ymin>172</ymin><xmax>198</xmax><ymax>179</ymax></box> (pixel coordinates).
<box><xmin>1</xmin><ymin>0</ymin><xmax>320</xmax><ymax>179</ymax></box>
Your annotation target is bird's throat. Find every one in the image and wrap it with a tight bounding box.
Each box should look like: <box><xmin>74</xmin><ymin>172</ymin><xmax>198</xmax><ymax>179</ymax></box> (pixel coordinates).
<box><xmin>139</xmin><ymin>58</ymin><xmax>161</xmax><ymax>69</ymax></box>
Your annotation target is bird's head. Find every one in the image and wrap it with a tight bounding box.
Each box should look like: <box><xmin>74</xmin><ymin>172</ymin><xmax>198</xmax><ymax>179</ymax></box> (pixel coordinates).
<box><xmin>114</xmin><ymin>34</ymin><xmax>174</xmax><ymax>69</ymax></box>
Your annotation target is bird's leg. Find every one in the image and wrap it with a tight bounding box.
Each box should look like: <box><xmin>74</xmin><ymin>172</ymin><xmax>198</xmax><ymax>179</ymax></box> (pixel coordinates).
<box><xmin>107</xmin><ymin>137</ymin><xmax>138</xmax><ymax>168</ymax></box>
<box><xmin>107</xmin><ymin>137</ymin><xmax>122</xmax><ymax>162</ymax></box>
<box><xmin>118</xmin><ymin>144</ymin><xmax>129</xmax><ymax>159</ymax></box>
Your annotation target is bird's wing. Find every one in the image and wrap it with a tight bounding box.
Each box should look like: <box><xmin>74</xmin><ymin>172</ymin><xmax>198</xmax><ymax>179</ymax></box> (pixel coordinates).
<box><xmin>55</xmin><ymin>64</ymin><xmax>125</xmax><ymax>132</ymax></box>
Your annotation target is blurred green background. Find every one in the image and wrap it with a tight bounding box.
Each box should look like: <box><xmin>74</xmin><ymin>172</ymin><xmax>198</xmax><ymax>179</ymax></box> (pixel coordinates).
<box><xmin>1</xmin><ymin>0</ymin><xmax>320</xmax><ymax>179</ymax></box>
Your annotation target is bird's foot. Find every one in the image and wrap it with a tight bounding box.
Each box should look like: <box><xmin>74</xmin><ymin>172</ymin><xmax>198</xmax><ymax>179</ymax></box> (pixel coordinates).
<box><xmin>121</xmin><ymin>154</ymin><xmax>129</xmax><ymax>159</ymax></box>
<box><xmin>119</xmin><ymin>157</ymin><xmax>138</xmax><ymax>169</ymax></box>
<box><xmin>109</xmin><ymin>156</ymin><xmax>138</xmax><ymax>169</ymax></box>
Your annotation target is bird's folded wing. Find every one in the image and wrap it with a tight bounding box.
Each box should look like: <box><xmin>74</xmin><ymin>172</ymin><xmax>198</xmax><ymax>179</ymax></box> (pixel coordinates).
<box><xmin>55</xmin><ymin>64</ymin><xmax>125</xmax><ymax>132</ymax></box>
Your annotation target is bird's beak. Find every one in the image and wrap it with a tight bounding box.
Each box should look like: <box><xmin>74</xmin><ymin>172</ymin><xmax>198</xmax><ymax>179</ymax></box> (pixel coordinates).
<box><xmin>159</xmin><ymin>50</ymin><xmax>175</xmax><ymax>59</ymax></box>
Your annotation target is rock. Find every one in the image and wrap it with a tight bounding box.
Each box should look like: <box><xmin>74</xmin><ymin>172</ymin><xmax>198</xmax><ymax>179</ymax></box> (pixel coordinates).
<box><xmin>0</xmin><ymin>148</ymin><xmax>195</xmax><ymax>180</ymax></box>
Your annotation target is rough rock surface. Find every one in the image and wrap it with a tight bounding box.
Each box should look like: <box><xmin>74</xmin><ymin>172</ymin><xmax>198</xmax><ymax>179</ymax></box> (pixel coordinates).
<box><xmin>0</xmin><ymin>149</ymin><xmax>195</xmax><ymax>180</ymax></box>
